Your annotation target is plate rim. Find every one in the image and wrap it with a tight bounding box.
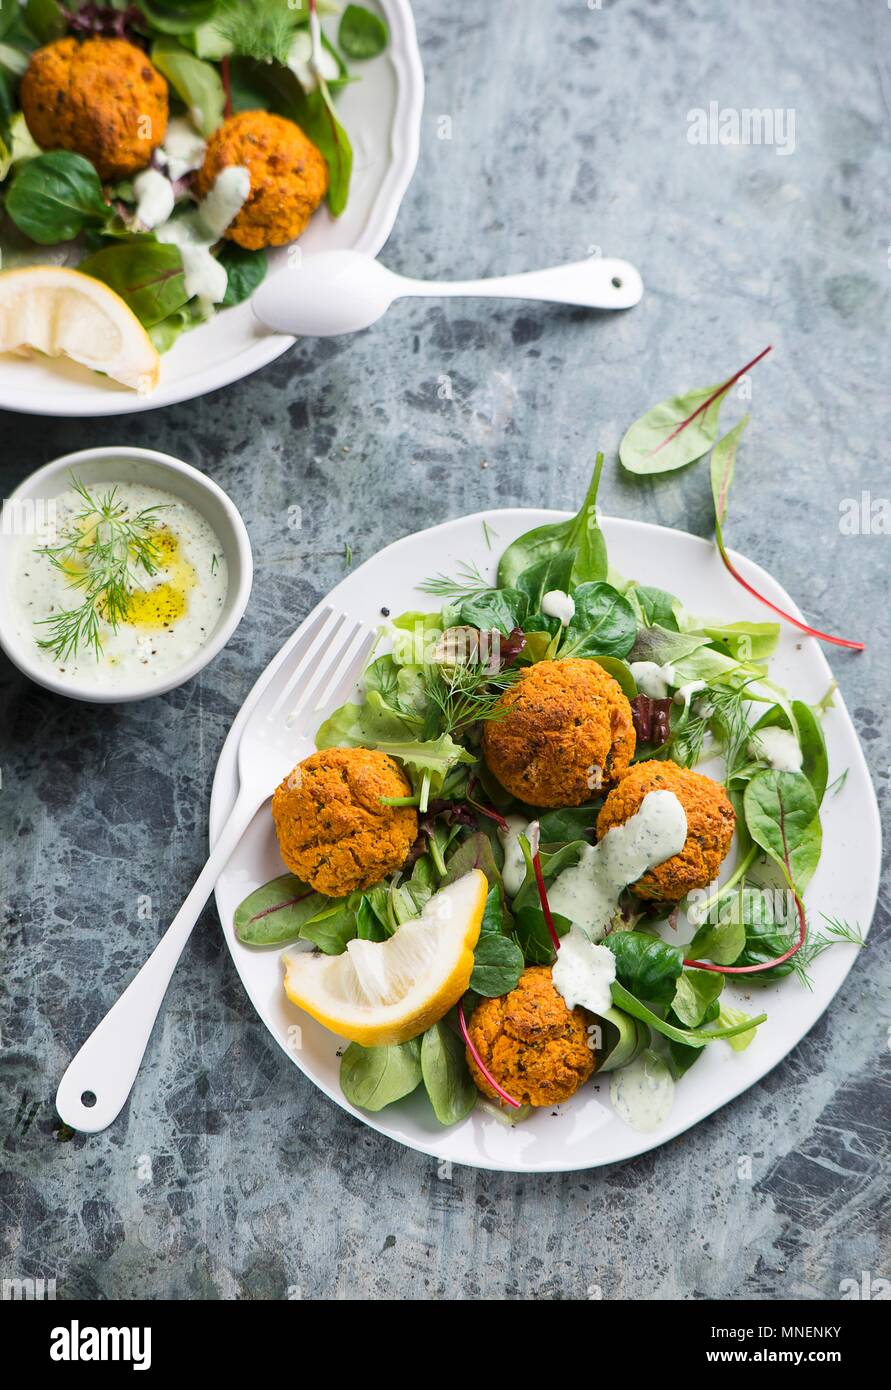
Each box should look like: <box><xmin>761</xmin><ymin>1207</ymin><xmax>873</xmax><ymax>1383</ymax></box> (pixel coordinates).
<box><xmin>210</xmin><ymin>508</ymin><xmax>882</xmax><ymax>1173</ymax></box>
<box><xmin>0</xmin><ymin>0</ymin><xmax>425</xmax><ymax>419</ymax></box>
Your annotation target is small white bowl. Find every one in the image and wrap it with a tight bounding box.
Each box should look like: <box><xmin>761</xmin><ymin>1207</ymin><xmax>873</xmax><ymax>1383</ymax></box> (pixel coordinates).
<box><xmin>0</xmin><ymin>446</ymin><xmax>253</xmax><ymax>703</ymax></box>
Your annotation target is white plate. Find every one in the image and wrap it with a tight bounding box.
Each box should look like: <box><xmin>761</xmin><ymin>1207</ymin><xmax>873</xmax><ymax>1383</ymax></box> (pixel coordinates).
<box><xmin>0</xmin><ymin>0</ymin><xmax>424</xmax><ymax>417</ymax></box>
<box><xmin>210</xmin><ymin>511</ymin><xmax>881</xmax><ymax>1173</ymax></box>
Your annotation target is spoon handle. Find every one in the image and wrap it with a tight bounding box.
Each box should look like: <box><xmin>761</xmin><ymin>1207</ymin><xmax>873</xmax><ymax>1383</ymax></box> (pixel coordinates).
<box><xmin>397</xmin><ymin>257</ymin><xmax>642</xmax><ymax>310</ymax></box>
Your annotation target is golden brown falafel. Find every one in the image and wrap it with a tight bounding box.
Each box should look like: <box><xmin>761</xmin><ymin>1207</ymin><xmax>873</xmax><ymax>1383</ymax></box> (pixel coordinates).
<box><xmin>466</xmin><ymin>966</ymin><xmax>595</xmax><ymax>1106</ymax></box>
<box><xmin>21</xmin><ymin>37</ymin><xmax>169</xmax><ymax>181</ymax></box>
<box><xmin>482</xmin><ymin>658</ymin><xmax>636</xmax><ymax>807</ymax></box>
<box><xmin>272</xmin><ymin>747</ymin><xmax>417</xmax><ymax>898</ymax></box>
<box><xmin>194</xmin><ymin>110</ymin><xmax>328</xmax><ymax>250</ymax></box>
<box><xmin>597</xmin><ymin>759</ymin><xmax>735</xmax><ymax>902</ymax></box>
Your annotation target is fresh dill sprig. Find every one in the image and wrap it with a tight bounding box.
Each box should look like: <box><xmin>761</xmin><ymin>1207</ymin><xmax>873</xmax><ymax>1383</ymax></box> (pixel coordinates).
<box><xmin>418</xmin><ymin>561</ymin><xmax>491</xmax><ymax>602</ymax></box>
<box><xmin>216</xmin><ymin>0</ymin><xmax>307</xmax><ymax>64</ymax></box>
<box><xmin>672</xmin><ymin>680</ymin><xmax>754</xmax><ymax>779</ymax></box>
<box><xmin>425</xmin><ymin>658</ymin><xmax>520</xmax><ymax>735</ymax></box>
<box><xmin>784</xmin><ymin>914</ymin><xmax>865</xmax><ymax>988</ymax></box>
<box><xmin>34</xmin><ymin>475</ymin><xmax>167</xmax><ymax>663</ymax></box>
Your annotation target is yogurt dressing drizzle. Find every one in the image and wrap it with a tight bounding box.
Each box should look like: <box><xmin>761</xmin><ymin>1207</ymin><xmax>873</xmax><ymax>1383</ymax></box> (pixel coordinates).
<box><xmin>547</xmin><ymin>789</ymin><xmax>687</xmax><ymax>942</ymax></box>
<box><xmin>552</xmin><ymin>927</ymin><xmax>615</xmax><ymax>1015</ymax></box>
<box><xmin>610</xmin><ymin>1048</ymin><xmax>675</xmax><ymax>1131</ymax></box>
<box><xmin>157</xmin><ymin>166</ymin><xmax>251</xmax><ymax>305</ymax></box>
<box><xmin>541</xmin><ymin>589</ymin><xmax>576</xmax><ymax>626</ymax></box>
<box><xmin>630</xmin><ymin>660</ymin><xmax>676</xmax><ymax>698</ymax></box>
<box><xmin>748</xmin><ymin>726</ymin><xmax>803</xmax><ymax>772</ymax></box>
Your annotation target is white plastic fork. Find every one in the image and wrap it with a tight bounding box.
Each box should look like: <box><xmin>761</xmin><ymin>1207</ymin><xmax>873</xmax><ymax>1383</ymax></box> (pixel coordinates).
<box><xmin>55</xmin><ymin>606</ymin><xmax>376</xmax><ymax>1134</ymax></box>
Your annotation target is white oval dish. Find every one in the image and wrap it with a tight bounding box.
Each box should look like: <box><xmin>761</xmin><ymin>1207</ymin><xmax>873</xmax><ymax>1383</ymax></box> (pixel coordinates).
<box><xmin>210</xmin><ymin>510</ymin><xmax>880</xmax><ymax>1173</ymax></box>
<box><xmin>0</xmin><ymin>0</ymin><xmax>424</xmax><ymax>417</ymax></box>
<box><xmin>0</xmin><ymin>446</ymin><xmax>253</xmax><ymax>702</ymax></box>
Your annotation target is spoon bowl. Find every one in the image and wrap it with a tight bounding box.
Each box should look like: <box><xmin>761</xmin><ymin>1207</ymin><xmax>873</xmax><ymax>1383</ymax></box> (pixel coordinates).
<box><xmin>252</xmin><ymin>249</ymin><xmax>643</xmax><ymax>337</ymax></box>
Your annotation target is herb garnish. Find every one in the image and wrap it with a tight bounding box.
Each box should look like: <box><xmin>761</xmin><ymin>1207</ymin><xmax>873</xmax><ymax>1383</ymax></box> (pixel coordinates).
<box><xmin>34</xmin><ymin>476</ymin><xmax>167</xmax><ymax>662</ymax></box>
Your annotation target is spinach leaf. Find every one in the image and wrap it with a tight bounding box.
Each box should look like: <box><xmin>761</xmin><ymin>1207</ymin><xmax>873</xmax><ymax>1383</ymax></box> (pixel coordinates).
<box><xmin>152</xmin><ymin>37</ymin><xmax>226</xmax><ymax>136</ymax></box>
<box><xmin>752</xmin><ymin>700</ymin><xmax>828</xmax><ymax>805</ymax></box>
<box><xmin>299</xmin><ymin>898</ymin><xmax>361</xmax><ymax>954</ymax></box>
<box><xmin>592</xmin><ymin>655</ymin><xmax>637</xmax><ymax>699</ymax></box>
<box><xmin>356</xmin><ymin>891</ymin><xmax>390</xmax><ymax>942</ymax></box>
<box><xmin>339</xmin><ymin>3</ymin><xmax>389</xmax><ymax>59</ymax></box>
<box><xmin>420</xmin><ymin>1020</ymin><xmax>476</xmax><ymax>1125</ymax></box>
<box><xmin>479</xmin><ymin>882</ymin><xmax>506</xmax><ymax>934</ymax></box>
<box><xmin>631</xmin><ymin>584</ymin><xmax>680</xmax><ymax>629</ymax></box>
<box><xmin>460</xmin><ymin>587</ymin><xmax>527</xmax><ymax>636</ymax></box>
<box><xmin>611</xmin><ymin>981</ymin><xmax>767</xmax><ymax>1048</ymax></box>
<box><xmin>514</xmin><ymin>550</ymin><xmax>575</xmax><ymax>613</ymax></box>
<box><xmin>6</xmin><ymin>152</ymin><xmax>109</xmax><ymax>243</ymax></box>
<box><xmin>730</xmin><ymin>888</ymin><xmax>800</xmax><ymax>978</ymax></box>
<box><xmin>219</xmin><ymin>242</ymin><xmax>268</xmax><ymax>307</ymax></box>
<box><xmin>234</xmin><ymin>872</ymin><xmax>327</xmax><ymax>946</ymax></box>
<box><xmin>537</xmin><ymin>804</ymin><xmax>599</xmax><ymax>846</ymax></box>
<box><xmin>511</xmin><ymin>905</ymin><xmax>571</xmax><ymax>965</ymax></box>
<box><xmin>558</xmin><ymin>582</ymin><xmax>637</xmax><ymax>659</ymax></box>
<box><xmin>497</xmin><ymin>453</ymin><xmax>608</xmax><ymax>589</ymax></box>
<box><xmin>340</xmin><ymin>1039</ymin><xmax>422</xmax><ymax>1111</ymax></box>
<box><xmin>605</xmin><ymin>931</ymin><xmax>683</xmax><ymax>1006</ymax></box>
<box><xmin>23</xmin><ymin>0</ymin><xmax>67</xmax><ymax>44</ymax></box>
<box><xmin>686</xmin><ymin>906</ymin><xmax>746</xmax><ymax>966</ymax></box>
<box><xmin>470</xmin><ymin>932</ymin><xmax>524</xmax><ymax>997</ymax></box>
<box><xmin>78</xmin><ymin>239</ymin><xmax>189</xmax><ymax>328</ymax></box>
<box><xmin>0</xmin><ymin>67</ymin><xmax>12</xmax><ymax>150</ymax></box>
<box><xmin>743</xmin><ymin>769</ymin><xmax>820</xmax><ymax>892</ymax></box>
<box><xmin>671</xmin><ymin>968</ymin><xmax>724</xmax><ymax>1028</ymax></box>
<box><xmin>140</xmin><ymin>0</ymin><xmax>220</xmax><ymax>36</ymax></box>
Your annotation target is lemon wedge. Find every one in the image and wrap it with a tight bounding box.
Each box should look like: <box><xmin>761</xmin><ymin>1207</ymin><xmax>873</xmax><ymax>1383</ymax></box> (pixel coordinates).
<box><xmin>283</xmin><ymin>870</ymin><xmax>488</xmax><ymax>1046</ymax></box>
<box><xmin>0</xmin><ymin>266</ymin><xmax>160</xmax><ymax>393</ymax></box>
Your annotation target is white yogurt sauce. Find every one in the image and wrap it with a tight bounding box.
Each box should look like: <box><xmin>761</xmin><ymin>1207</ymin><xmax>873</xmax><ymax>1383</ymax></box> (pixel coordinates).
<box><xmin>12</xmin><ymin>480</ymin><xmax>229</xmax><ymax>693</ymax></box>
<box><xmin>630</xmin><ymin>660</ymin><xmax>676</xmax><ymax>698</ymax></box>
<box><xmin>541</xmin><ymin>589</ymin><xmax>575</xmax><ymax>626</ymax></box>
<box><xmin>674</xmin><ymin>678</ymin><xmax>706</xmax><ymax>706</ymax></box>
<box><xmin>287</xmin><ymin>28</ymin><xmax>342</xmax><ymax>91</ymax></box>
<box><xmin>748</xmin><ymin>726</ymin><xmax>803</xmax><ymax>773</ymax></box>
<box><xmin>157</xmin><ymin>166</ymin><xmax>250</xmax><ymax>305</ymax></box>
<box><xmin>548</xmin><ymin>790</ymin><xmax>687</xmax><ymax>941</ymax></box>
<box><xmin>552</xmin><ymin>927</ymin><xmax>616</xmax><ymax>1015</ymax></box>
<box><xmin>134</xmin><ymin>168</ymin><xmax>175</xmax><ymax>230</ymax></box>
<box><xmin>159</xmin><ymin>116</ymin><xmax>207</xmax><ymax>182</ymax></box>
<box><xmin>610</xmin><ymin>1048</ymin><xmax>675</xmax><ymax>1132</ymax></box>
<box><xmin>498</xmin><ymin>814</ymin><xmax>533</xmax><ymax>897</ymax></box>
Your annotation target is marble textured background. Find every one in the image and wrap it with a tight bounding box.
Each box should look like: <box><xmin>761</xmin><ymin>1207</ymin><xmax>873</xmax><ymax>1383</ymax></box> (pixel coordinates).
<box><xmin>1</xmin><ymin>0</ymin><xmax>889</xmax><ymax>1300</ymax></box>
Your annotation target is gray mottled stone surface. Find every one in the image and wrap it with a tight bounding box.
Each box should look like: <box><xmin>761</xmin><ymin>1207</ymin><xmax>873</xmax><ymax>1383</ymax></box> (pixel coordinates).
<box><xmin>1</xmin><ymin>0</ymin><xmax>889</xmax><ymax>1301</ymax></box>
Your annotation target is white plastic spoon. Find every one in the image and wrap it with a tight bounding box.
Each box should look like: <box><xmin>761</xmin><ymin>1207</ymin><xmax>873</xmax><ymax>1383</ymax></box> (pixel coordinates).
<box><xmin>251</xmin><ymin>250</ymin><xmax>643</xmax><ymax>337</ymax></box>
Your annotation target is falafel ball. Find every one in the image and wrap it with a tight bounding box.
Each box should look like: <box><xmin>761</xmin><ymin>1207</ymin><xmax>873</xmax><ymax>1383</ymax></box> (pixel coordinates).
<box><xmin>482</xmin><ymin>657</ymin><xmax>636</xmax><ymax>807</ymax></box>
<box><xmin>272</xmin><ymin>747</ymin><xmax>417</xmax><ymax>898</ymax></box>
<box><xmin>596</xmin><ymin>758</ymin><xmax>735</xmax><ymax>902</ymax></box>
<box><xmin>21</xmin><ymin>38</ymin><xmax>169</xmax><ymax>181</ymax></box>
<box><xmin>193</xmin><ymin>111</ymin><xmax>328</xmax><ymax>250</ymax></box>
<box><xmin>466</xmin><ymin>966</ymin><xmax>595</xmax><ymax>1107</ymax></box>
